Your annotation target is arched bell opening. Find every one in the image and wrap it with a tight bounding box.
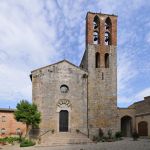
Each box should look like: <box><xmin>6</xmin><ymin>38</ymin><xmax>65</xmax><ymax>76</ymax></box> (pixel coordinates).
<box><xmin>93</xmin><ymin>15</ymin><xmax>100</xmax><ymax>44</ymax></box>
<box><xmin>93</xmin><ymin>15</ymin><xmax>100</xmax><ymax>30</ymax></box>
<box><xmin>105</xmin><ymin>17</ymin><xmax>112</xmax><ymax>45</ymax></box>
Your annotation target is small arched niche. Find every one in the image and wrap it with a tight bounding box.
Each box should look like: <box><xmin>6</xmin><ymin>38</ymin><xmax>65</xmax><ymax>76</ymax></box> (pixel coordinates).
<box><xmin>95</xmin><ymin>52</ymin><xmax>100</xmax><ymax>68</ymax></box>
<box><xmin>105</xmin><ymin>53</ymin><xmax>109</xmax><ymax>68</ymax></box>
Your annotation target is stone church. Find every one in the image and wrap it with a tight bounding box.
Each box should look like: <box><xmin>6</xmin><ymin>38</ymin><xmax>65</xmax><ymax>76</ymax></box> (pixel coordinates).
<box><xmin>30</xmin><ymin>12</ymin><xmax>150</xmax><ymax>143</ymax></box>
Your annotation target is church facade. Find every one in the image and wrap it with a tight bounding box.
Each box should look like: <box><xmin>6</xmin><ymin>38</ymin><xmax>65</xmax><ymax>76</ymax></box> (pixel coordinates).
<box><xmin>31</xmin><ymin>12</ymin><xmax>119</xmax><ymax>138</ymax></box>
<box><xmin>30</xmin><ymin>12</ymin><xmax>150</xmax><ymax>139</ymax></box>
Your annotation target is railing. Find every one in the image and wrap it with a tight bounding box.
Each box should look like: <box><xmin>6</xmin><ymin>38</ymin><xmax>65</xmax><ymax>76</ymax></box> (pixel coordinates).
<box><xmin>29</xmin><ymin>128</ymin><xmax>53</xmax><ymax>140</ymax></box>
<box><xmin>38</xmin><ymin>129</ymin><xmax>52</xmax><ymax>138</ymax></box>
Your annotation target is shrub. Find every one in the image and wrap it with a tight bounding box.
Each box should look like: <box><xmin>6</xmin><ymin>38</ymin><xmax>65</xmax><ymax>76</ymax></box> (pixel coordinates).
<box><xmin>20</xmin><ymin>139</ymin><xmax>35</xmax><ymax>147</ymax></box>
<box><xmin>6</xmin><ymin>137</ymin><xmax>16</xmax><ymax>144</ymax></box>
<box><xmin>132</xmin><ymin>131</ymin><xmax>139</xmax><ymax>141</ymax></box>
<box><xmin>107</xmin><ymin>129</ymin><xmax>112</xmax><ymax>139</ymax></box>
<box><xmin>0</xmin><ymin>137</ymin><xmax>20</xmax><ymax>145</ymax></box>
<box><xmin>115</xmin><ymin>131</ymin><xmax>122</xmax><ymax>139</ymax></box>
<box><xmin>0</xmin><ymin>138</ymin><xmax>7</xmax><ymax>145</ymax></box>
<box><xmin>98</xmin><ymin>128</ymin><xmax>104</xmax><ymax>138</ymax></box>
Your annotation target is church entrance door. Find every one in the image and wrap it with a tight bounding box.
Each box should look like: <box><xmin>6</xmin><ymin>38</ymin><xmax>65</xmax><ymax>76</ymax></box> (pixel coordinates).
<box><xmin>59</xmin><ymin>110</ymin><xmax>69</xmax><ymax>132</ymax></box>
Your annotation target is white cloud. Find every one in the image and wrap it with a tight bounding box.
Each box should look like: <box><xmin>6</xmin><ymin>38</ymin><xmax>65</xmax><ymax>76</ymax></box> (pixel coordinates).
<box><xmin>135</xmin><ymin>87</ymin><xmax>150</xmax><ymax>101</ymax></box>
<box><xmin>118</xmin><ymin>53</ymin><xmax>137</xmax><ymax>91</ymax></box>
<box><xmin>0</xmin><ymin>63</ymin><xmax>31</xmax><ymax>101</ymax></box>
<box><xmin>118</xmin><ymin>87</ymin><xmax>150</xmax><ymax>107</ymax></box>
<box><xmin>0</xmin><ymin>0</ymin><xmax>149</xmax><ymax>108</ymax></box>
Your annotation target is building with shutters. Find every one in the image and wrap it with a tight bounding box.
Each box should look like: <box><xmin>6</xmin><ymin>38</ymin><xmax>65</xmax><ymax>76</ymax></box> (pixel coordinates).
<box><xmin>0</xmin><ymin>108</ymin><xmax>26</xmax><ymax>137</ymax></box>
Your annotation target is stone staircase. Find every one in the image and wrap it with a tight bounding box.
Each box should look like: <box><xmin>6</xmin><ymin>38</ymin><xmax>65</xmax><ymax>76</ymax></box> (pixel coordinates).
<box><xmin>38</xmin><ymin>132</ymin><xmax>92</xmax><ymax>146</ymax></box>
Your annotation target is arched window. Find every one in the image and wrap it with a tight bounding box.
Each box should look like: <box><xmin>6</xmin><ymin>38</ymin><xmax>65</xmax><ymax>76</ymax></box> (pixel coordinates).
<box><xmin>2</xmin><ymin>116</ymin><xmax>6</xmax><ymax>122</ymax></box>
<box><xmin>1</xmin><ymin>128</ymin><xmax>6</xmax><ymax>135</ymax></box>
<box><xmin>105</xmin><ymin>17</ymin><xmax>112</xmax><ymax>45</ymax></box>
<box><xmin>60</xmin><ymin>85</ymin><xmax>69</xmax><ymax>93</ymax></box>
<box><xmin>105</xmin><ymin>53</ymin><xmax>109</xmax><ymax>68</ymax></box>
<box><xmin>16</xmin><ymin>128</ymin><xmax>21</xmax><ymax>135</ymax></box>
<box><xmin>93</xmin><ymin>16</ymin><xmax>100</xmax><ymax>44</ymax></box>
<box><xmin>95</xmin><ymin>52</ymin><xmax>100</xmax><ymax>68</ymax></box>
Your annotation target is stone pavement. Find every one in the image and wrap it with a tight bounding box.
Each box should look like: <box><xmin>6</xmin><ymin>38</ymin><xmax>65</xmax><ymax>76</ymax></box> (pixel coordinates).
<box><xmin>1</xmin><ymin>138</ymin><xmax>150</xmax><ymax>150</ymax></box>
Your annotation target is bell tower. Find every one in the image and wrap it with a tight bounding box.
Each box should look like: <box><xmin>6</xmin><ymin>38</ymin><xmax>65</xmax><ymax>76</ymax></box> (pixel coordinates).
<box><xmin>80</xmin><ymin>12</ymin><xmax>119</xmax><ymax>136</ymax></box>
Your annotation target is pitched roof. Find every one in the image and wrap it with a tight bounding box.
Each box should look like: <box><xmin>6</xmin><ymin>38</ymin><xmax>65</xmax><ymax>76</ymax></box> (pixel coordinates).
<box><xmin>0</xmin><ymin>108</ymin><xmax>15</xmax><ymax>112</ymax></box>
<box><xmin>31</xmin><ymin>59</ymin><xmax>88</xmax><ymax>73</ymax></box>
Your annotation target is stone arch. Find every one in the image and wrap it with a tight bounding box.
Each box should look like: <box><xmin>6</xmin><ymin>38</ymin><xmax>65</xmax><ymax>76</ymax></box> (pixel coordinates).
<box><xmin>138</xmin><ymin>121</ymin><xmax>148</xmax><ymax>136</ymax></box>
<box><xmin>121</xmin><ymin>115</ymin><xmax>132</xmax><ymax>137</ymax></box>
<box><xmin>56</xmin><ymin>99</ymin><xmax>71</xmax><ymax>112</ymax></box>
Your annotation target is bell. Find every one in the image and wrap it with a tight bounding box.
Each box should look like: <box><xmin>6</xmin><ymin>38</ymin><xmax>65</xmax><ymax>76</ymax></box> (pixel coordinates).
<box><xmin>94</xmin><ymin>24</ymin><xmax>98</xmax><ymax>29</ymax></box>
<box><xmin>94</xmin><ymin>37</ymin><xmax>98</xmax><ymax>41</ymax></box>
<box><xmin>106</xmin><ymin>25</ymin><xmax>109</xmax><ymax>29</ymax></box>
<box><xmin>105</xmin><ymin>37</ymin><xmax>109</xmax><ymax>42</ymax></box>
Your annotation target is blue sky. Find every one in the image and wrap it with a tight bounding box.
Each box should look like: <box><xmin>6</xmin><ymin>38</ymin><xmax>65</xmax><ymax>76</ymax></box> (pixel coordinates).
<box><xmin>0</xmin><ymin>0</ymin><xmax>150</xmax><ymax>108</ymax></box>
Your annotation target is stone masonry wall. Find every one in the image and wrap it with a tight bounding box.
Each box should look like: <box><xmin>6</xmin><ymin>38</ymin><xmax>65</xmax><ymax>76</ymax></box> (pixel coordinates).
<box><xmin>87</xmin><ymin>44</ymin><xmax>119</xmax><ymax>136</ymax></box>
<box><xmin>80</xmin><ymin>12</ymin><xmax>119</xmax><ymax>136</ymax></box>
<box><xmin>32</xmin><ymin>61</ymin><xmax>88</xmax><ymax>135</ymax></box>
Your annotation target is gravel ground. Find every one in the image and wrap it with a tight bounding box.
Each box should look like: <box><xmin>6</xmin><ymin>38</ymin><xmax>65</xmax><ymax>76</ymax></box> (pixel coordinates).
<box><xmin>1</xmin><ymin>138</ymin><xmax>150</xmax><ymax>150</ymax></box>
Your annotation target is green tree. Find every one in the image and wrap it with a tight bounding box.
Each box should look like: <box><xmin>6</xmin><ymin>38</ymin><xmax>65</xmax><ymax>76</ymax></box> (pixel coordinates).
<box><xmin>14</xmin><ymin>100</ymin><xmax>41</xmax><ymax>137</ymax></box>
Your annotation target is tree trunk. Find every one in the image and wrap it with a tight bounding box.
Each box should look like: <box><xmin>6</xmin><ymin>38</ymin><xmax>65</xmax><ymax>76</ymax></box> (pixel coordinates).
<box><xmin>25</xmin><ymin>124</ymin><xmax>31</xmax><ymax>138</ymax></box>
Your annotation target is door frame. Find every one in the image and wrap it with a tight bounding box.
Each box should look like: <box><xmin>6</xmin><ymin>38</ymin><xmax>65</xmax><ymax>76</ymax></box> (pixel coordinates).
<box><xmin>56</xmin><ymin>99</ymin><xmax>71</xmax><ymax>133</ymax></box>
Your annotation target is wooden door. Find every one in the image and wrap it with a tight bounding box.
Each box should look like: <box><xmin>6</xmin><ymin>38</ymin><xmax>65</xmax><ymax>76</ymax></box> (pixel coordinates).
<box><xmin>138</xmin><ymin>121</ymin><xmax>148</xmax><ymax>136</ymax></box>
<box><xmin>59</xmin><ymin>110</ymin><xmax>69</xmax><ymax>132</ymax></box>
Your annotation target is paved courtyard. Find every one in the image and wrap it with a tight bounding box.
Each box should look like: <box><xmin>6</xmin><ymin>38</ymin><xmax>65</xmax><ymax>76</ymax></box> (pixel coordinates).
<box><xmin>1</xmin><ymin>138</ymin><xmax>150</xmax><ymax>150</ymax></box>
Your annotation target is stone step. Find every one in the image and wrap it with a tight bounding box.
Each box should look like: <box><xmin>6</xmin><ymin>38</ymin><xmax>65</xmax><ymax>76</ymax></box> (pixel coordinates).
<box><xmin>42</xmin><ymin>133</ymin><xmax>88</xmax><ymax>139</ymax></box>
<box><xmin>39</xmin><ymin>132</ymin><xmax>92</xmax><ymax>146</ymax></box>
